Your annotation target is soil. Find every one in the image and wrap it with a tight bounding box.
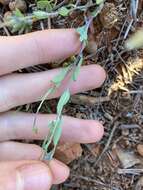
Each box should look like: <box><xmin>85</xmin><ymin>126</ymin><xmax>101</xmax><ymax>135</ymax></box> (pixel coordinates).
<box><xmin>0</xmin><ymin>0</ymin><xmax>143</xmax><ymax>189</ymax></box>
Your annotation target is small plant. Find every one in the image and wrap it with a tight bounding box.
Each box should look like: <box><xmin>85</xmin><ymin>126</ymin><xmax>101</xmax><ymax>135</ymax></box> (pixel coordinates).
<box><xmin>0</xmin><ymin>0</ymin><xmax>104</xmax><ymax>33</ymax></box>
<box><xmin>39</xmin><ymin>24</ymin><xmax>88</xmax><ymax>160</ymax></box>
<box><xmin>40</xmin><ymin>1</ymin><xmax>105</xmax><ymax>160</ymax></box>
<box><xmin>37</xmin><ymin>0</ymin><xmax>54</xmax><ymax>11</ymax></box>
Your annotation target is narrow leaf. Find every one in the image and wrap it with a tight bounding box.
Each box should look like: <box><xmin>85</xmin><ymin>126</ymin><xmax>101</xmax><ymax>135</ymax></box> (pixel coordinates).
<box><xmin>33</xmin><ymin>87</ymin><xmax>55</xmax><ymax>130</ymax></box>
<box><xmin>33</xmin><ymin>11</ymin><xmax>48</xmax><ymax>19</ymax></box>
<box><xmin>96</xmin><ymin>0</ymin><xmax>103</xmax><ymax>5</ymax></box>
<box><xmin>76</xmin><ymin>25</ymin><xmax>88</xmax><ymax>43</ymax></box>
<box><xmin>14</xmin><ymin>8</ymin><xmax>24</xmax><ymax>17</ymax></box>
<box><xmin>42</xmin><ymin>121</ymin><xmax>55</xmax><ymax>149</ymax></box>
<box><xmin>57</xmin><ymin>89</ymin><xmax>70</xmax><ymax>115</ymax></box>
<box><xmin>72</xmin><ymin>56</ymin><xmax>83</xmax><ymax>81</ymax></box>
<box><xmin>37</xmin><ymin>0</ymin><xmax>53</xmax><ymax>11</ymax></box>
<box><xmin>53</xmin><ymin>125</ymin><xmax>62</xmax><ymax>146</ymax></box>
<box><xmin>52</xmin><ymin>67</ymin><xmax>69</xmax><ymax>84</ymax></box>
<box><xmin>58</xmin><ymin>7</ymin><xmax>70</xmax><ymax>17</ymax></box>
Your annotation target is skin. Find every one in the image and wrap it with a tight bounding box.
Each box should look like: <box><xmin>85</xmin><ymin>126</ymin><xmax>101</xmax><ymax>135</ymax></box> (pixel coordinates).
<box><xmin>0</xmin><ymin>29</ymin><xmax>106</xmax><ymax>190</ymax></box>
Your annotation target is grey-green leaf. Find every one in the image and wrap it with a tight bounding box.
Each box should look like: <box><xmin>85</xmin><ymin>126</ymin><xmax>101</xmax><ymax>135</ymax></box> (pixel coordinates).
<box><xmin>72</xmin><ymin>56</ymin><xmax>83</xmax><ymax>81</ymax></box>
<box><xmin>57</xmin><ymin>89</ymin><xmax>70</xmax><ymax>115</ymax></box>
<box><xmin>53</xmin><ymin>126</ymin><xmax>62</xmax><ymax>146</ymax></box>
<box><xmin>96</xmin><ymin>0</ymin><xmax>103</xmax><ymax>5</ymax></box>
<box><xmin>76</xmin><ymin>25</ymin><xmax>88</xmax><ymax>42</ymax></box>
<box><xmin>33</xmin><ymin>11</ymin><xmax>48</xmax><ymax>19</ymax></box>
<box><xmin>52</xmin><ymin>67</ymin><xmax>69</xmax><ymax>85</ymax></box>
<box><xmin>14</xmin><ymin>8</ymin><xmax>24</xmax><ymax>17</ymax></box>
<box><xmin>58</xmin><ymin>7</ymin><xmax>70</xmax><ymax>17</ymax></box>
<box><xmin>37</xmin><ymin>1</ymin><xmax>53</xmax><ymax>10</ymax></box>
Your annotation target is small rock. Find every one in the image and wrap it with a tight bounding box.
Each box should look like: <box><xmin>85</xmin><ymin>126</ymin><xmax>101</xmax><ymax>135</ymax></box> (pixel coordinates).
<box><xmin>135</xmin><ymin>176</ymin><xmax>143</xmax><ymax>190</ymax></box>
<box><xmin>55</xmin><ymin>143</ymin><xmax>83</xmax><ymax>164</ymax></box>
<box><xmin>121</xmin><ymin>128</ymin><xmax>129</xmax><ymax>136</ymax></box>
<box><xmin>137</xmin><ymin>144</ymin><xmax>143</xmax><ymax>157</ymax></box>
<box><xmin>115</xmin><ymin>146</ymin><xmax>140</xmax><ymax>168</ymax></box>
<box><xmin>86</xmin><ymin>40</ymin><xmax>97</xmax><ymax>54</ymax></box>
<box><xmin>86</xmin><ymin>144</ymin><xmax>101</xmax><ymax>157</ymax></box>
<box><xmin>90</xmin><ymin>144</ymin><xmax>100</xmax><ymax>156</ymax></box>
<box><xmin>9</xmin><ymin>0</ymin><xmax>27</xmax><ymax>12</ymax></box>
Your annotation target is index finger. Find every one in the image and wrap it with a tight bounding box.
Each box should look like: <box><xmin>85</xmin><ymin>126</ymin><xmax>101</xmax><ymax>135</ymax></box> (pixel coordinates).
<box><xmin>0</xmin><ymin>29</ymin><xmax>81</xmax><ymax>75</ymax></box>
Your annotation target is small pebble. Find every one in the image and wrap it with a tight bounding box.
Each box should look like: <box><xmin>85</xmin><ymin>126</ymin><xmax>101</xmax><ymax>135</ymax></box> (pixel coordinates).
<box><xmin>86</xmin><ymin>40</ymin><xmax>97</xmax><ymax>54</ymax></box>
<box><xmin>9</xmin><ymin>0</ymin><xmax>27</xmax><ymax>12</ymax></box>
<box><xmin>55</xmin><ymin>143</ymin><xmax>83</xmax><ymax>164</ymax></box>
<box><xmin>137</xmin><ymin>144</ymin><xmax>143</xmax><ymax>157</ymax></box>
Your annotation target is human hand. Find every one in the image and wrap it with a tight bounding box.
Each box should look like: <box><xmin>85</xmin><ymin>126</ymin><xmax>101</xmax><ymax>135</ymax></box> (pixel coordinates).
<box><xmin>0</xmin><ymin>29</ymin><xmax>106</xmax><ymax>190</ymax></box>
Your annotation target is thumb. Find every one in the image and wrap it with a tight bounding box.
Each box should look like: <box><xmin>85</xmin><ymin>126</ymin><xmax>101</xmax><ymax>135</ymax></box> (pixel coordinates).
<box><xmin>0</xmin><ymin>160</ymin><xmax>52</xmax><ymax>190</ymax></box>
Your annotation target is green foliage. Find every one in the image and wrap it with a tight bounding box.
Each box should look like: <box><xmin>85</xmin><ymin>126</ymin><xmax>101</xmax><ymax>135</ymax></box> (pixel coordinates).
<box><xmin>42</xmin><ymin>89</ymin><xmax>70</xmax><ymax>160</ymax></box>
<box><xmin>33</xmin><ymin>10</ymin><xmax>49</xmax><ymax>19</ymax></box>
<box><xmin>4</xmin><ymin>9</ymin><xmax>32</xmax><ymax>33</ymax></box>
<box><xmin>76</xmin><ymin>25</ymin><xmax>88</xmax><ymax>44</ymax></box>
<box><xmin>58</xmin><ymin>6</ymin><xmax>70</xmax><ymax>17</ymax></box>
<box><xmin>52</xmin><ymin>67</ymin><xmax>70</xmax><ymax>85</ymax></box>
<box><xmin>33</xmin><ymin>87</ymin><xmax>55</xmax><ymax>132</ymax></box>
<box><xmin>0</xmin><ymin>2</ymin><xmax>104</xmax><ymax>33</ymax></box>
<box><xmin>33</xmin><ymin>67</ymin><xmax>70</xmax><ymax>132</ymax></box>
<box><xmin>14</xmin><ymin>8</ymin><xmax>24</xmax><ymax>17</ymax></box>
<box><xmin>53</xmin><ymin>125</ymin><xmax>62</xmax><ymax>146</ymax></box>
<box><xmin>96</xmin><ymin>0</ymin><xmax>104</xmax><ymax>5</ymax></box>
<box><xmin>57</xmin><ymin>89</ymin><xmax>70</xmax><ymax>115</ymax></box>
<box><xmin>37</xmin><ymin>0</ymin><xmax>53</xmax><ymax>11</ymax></box>
<box><xmin>72</xmin><ymin>55</ymin><xmax>83</xmax><ymax>81</ymax></box>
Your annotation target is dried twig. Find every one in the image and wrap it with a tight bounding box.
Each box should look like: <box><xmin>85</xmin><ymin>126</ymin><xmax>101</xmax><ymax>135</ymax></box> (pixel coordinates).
<box><xmin>71</xmin><ymin>95</ymin><xmax>110</xmax><ymax>106</ymax></box>
<box><xmin>118</xmin><ymin>168</ymin><xmax>143</xmax><ymax>175</ymax></box>
<box><xmin>94</xmin><ymin>122</ymin><xmax>119</xmax><ymax>167</ymax></box>
<box><xmin>0</xmin><ymin>15</ymin><xmax>10</xmax><ymax>36</ymax></box>
<box><xmin>119</xmin><ymin>124</ymin><xmax>140</xmax><ymax>129</ymax></box>
<box><xmin>124</xmin><ymin>0</ymin><xmax>139</xmax><ymax>39</ymax></box>
<box><xmin>124</xmin><ymin>90</ymin><xmax>143</xmax><ymax>94</ymax></box>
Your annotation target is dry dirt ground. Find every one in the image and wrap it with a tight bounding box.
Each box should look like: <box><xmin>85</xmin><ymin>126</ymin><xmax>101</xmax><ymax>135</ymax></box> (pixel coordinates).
<box><xmin>0</xmin><ymin>0</ymin><xmax>143</xmax><ymax>189</ymax></box>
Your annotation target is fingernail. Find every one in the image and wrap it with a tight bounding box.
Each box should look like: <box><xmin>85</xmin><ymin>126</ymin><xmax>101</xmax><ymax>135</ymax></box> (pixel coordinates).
<box><xmin>17</xmin><ymin>163</ymin><xmax>52</xmax><ymax>190</ymax></box>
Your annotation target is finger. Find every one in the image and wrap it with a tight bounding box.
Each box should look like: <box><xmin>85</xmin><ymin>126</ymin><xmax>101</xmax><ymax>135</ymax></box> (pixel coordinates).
<box><xmin>0</xmin><ymin>141</ymin><xmax>43</xmax><ymax>161</ymax></box>
<box><xmin>0</xmin><ymin>143</ymin><xmax>69</xmax><ymax>184</ymax></box>
<box><xmin>48</xmin><ymin>159</ymin><xmax>69</xmax><ymax>184</ymax></box>
<box><xmin>0</xmin><ymin>29</ymin><xmax>81</xmax><ymax>75</ymax></box>
<box><xmin>0</xmin><ymin>111</ymin><xmax>104</xmax><ymax>143</ymax></box>
<box><xmin>0</xmin><ymin>65</ymin><xmax>106</xmax><ymax>112</ymax></box>
<box><xmin>0</xmin><ymin>160</ymin><xmax>52</xmax><ymax>190</ymax></box>
<box><xmin>0</xmin><ymin>160</ymin><xmax>69</xmax><ymax>190</ymax></box>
